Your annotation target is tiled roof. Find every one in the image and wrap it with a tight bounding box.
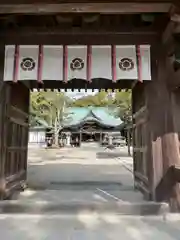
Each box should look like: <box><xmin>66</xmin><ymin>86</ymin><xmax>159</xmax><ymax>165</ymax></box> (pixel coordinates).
<box><xmin>63</xmin><ymin>107</ymin><xmax>124</xmax><ymax>128</ymax></box>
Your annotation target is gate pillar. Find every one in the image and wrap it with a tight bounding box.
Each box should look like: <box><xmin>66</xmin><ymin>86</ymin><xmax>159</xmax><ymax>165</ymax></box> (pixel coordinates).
<box><xmin>146</xmin><ymin>45</ymin><xmax>180</xmax><ymax>210</ymax></box>
<box><xmin>133</xmin><ymin>43</ymin><xmax>180</xmax><ymax>210</ymax></box>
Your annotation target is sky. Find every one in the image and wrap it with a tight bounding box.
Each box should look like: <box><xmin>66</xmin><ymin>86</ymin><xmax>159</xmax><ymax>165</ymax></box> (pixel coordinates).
<box><xmin>32</xmin><ymin>89</ymin><xmax>115</xmax><ymax>99</ymax></box>
<box><xmin>32</xmin><ymin>88</ymin><xmax>98</xmax><ymax>99</ymax></box>
<box><xmin>65</xmin><ymin>89</ymin><xmax>98</xmax><ymax>99</ymax></box>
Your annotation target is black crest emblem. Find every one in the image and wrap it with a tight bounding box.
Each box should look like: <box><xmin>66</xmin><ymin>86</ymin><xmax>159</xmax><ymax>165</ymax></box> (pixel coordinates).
<box><xmin>119</xmin><ymin>58</ymin><xmax>134</xmax><ymax>71</ymax></box>
<box><xmin>20</xmin><ymin>57</ymin><xmax>36</xmax><ymax>71</ymax></box>
<box><xmin>70</xmin><ymin>58</ymin><xmax>84</xmax><ymax>71</ymax></box>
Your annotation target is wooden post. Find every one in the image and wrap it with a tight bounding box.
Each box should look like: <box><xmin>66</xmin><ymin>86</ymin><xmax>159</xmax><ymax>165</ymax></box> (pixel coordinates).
<box><xmin>79</xmin><ymin>131</ymin><xmax>82</xmax><ymax>147</ymax></box>
<box><xmin>127</xmin><ymin>127</ymin><xmax>131</xmax><ymax>156</ymax></box>
<box><xmin>0</xmin><ymin>83</ymin><xmax>10</xmax><ymax>199</ymax></box>
<box><xmin>100</xmin><ymin>131</ymin><xmax>102</xmax><ymax>145</ymax></box>
<box><xmin>146</xmin><ymin>44</ymin><xmax>180</xmax><ymax>209</ymax></box>
<box><xmin>0</xmin><ymin>45</ymin><xmax>11</xmax><ymax>199</ymax></box>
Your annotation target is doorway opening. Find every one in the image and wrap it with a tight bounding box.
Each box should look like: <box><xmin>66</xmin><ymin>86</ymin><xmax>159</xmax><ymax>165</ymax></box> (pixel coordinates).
<box><xmin>18</xmin><ymin>87</ymin><xmax>140</xmax><ymax>204</ymax></box>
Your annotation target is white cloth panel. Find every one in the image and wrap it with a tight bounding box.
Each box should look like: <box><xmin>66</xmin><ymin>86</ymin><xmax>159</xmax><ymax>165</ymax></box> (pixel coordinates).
<box><xmin>4</xmin><ymin>44</ymin><xmax>152</xmax><ymax>82</ymax></box>
<box><xmin>4</xmin><ymin>45</ymin><xmax>15</xmax><ymax>81</ymax></box>
<box><xmin>67</xmin><ymin>46</ymin><xmax>87</xmax><ymax>80</ymax></box>
<box><xmin>91</xmin><ymin>46</ymin><xmax>112</xmax><ymax>79</ymax></box>
<box><xmin>18</xmin><ymin>45</ymin><xmax>39</xmax><ymax>80</ymax></box>
<box><xmin>116</xmin><ymin>45</ymin><xmax>138</xmax><ymax>80</ymax></box>
<box><xmin>42</xmin><ymin>45</ymin><xmax>63</xmax><ymax>80</ymax></box>
<box><xmin>140</xmin><ymin>45</ymin><xmax>151</xmax><ymax>80</ymax></box>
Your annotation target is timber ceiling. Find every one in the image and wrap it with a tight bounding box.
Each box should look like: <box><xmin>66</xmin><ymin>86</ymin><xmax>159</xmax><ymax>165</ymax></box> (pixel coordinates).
<box><xmin>0</xmin><ymin>13</ymin><xmax>168</xmax><ymax>30</ymax></box>
<box><xmin>0</xmin><ymin>0</ymin><xmax>175</xmax><ymax>3</ymax></box>
<box><xmin>0</xmin><ymin>0</ymin><xmax>175</xmax><ymax>45</ymax></box>
<box><xmin>0</xmin><ymin>1</ymin><xmax>175</xmax><ymax>15</ymax></box>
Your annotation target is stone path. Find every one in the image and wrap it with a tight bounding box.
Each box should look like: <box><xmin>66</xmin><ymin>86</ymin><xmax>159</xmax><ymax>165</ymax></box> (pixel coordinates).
<box><xmin>0</xmin><ymin>214</ymin><xmax>180</xmax><ymax>240</ymax></box>
<box><xmin>22</xmin><ymin>143</ymin><xmax>142</xmax><ymax>203</ymax></box>
<box><xmin>1</xmin><ymin>143</ymin><xmax>180</xmax><ymax>239</ymax></box>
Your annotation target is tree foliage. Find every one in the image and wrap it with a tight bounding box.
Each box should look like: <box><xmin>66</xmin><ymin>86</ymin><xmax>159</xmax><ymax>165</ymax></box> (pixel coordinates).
<box><xmin>30</xmin><ymin>91</ymin><xmax>74</xmax><ymax>144</ymax></box>
<box><xmin>31</xmin><ymin>91</ymin><xmax>73</xmax><ymax>124</ymax></box>
<box><xmin>70</xmin><ymin>90</ymin><xmax>132</xmax><ymax>124</ymax></box>
<box><xmin>110</xmin><ymin>90</ymin><xmax>132</xmax><ymax>124</ymax></box>
<box><xmin>30</xmin><ymin>89</ymin><xmax>132</xmax><ymax>127</ymax></box>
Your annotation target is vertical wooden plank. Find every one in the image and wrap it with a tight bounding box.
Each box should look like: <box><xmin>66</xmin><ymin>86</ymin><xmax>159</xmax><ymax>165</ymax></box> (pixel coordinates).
<box><xmin>0</xmin><ymin>44</ymin><xmax>11</xmax><ymax>199</ymax></box>
<box><xmin>13</xmin><ymin>45</ymin><xmax>19</xmax><ymax>83</ymax></box>
<box><xmin>111</xmin><ymin>45</ymin><xmax>116</xmax><ymax>82</ymax></box>
<box><xmin>87</xmin><ymin>45</ymin><xmax>92</xmax><ymax>82</ymax></box>
<box><xmin>63</xmin><ymin>45</ymin><xmax>68</xmax><ymax>83</ymax></box>
<box><xmin>23</xmin><ymin>85</ymin><xmax>30</xmax><ymax>177</ymax></box>
<box><xmin>37</xmin><ymin>45</ymin><xmax>43</xmax><ymax>84</ymax></box>
<box><xmin>136</xmin><ymin>45</ymin><xmax>143</xmax><ymax>83</ymax></box>
<box><xmin>127</xmin><ymin>128</ymin><xmax>131</xmax><ymax>156</ymax></box>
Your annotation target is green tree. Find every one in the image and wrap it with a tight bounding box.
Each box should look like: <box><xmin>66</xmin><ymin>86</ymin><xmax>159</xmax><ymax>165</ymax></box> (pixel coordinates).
<box><xmin>41</xmin><ymin>91</ymin><xmax>73</xmax><ymax>145</ymax></box>
<box><xmin>110</xmin><ymin>90</ymin><xmax>132</xmax><ymax>124</ymax></box>
<box><xmin>30</xmin><ymin>91</ymin><xmax>72</xmax><ymax>145</ymax></box>
<box><xmin>30</xmin><ymin>92</ymin><xmax>51</xmax><ymax>126</ymax></box>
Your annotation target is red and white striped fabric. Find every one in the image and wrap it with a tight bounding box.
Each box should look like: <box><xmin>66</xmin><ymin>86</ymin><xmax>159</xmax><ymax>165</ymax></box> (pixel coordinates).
<box><xmin>3</xmin><ymin>44</ymin><xmax>151</xmax><ymax>82</ymax></box>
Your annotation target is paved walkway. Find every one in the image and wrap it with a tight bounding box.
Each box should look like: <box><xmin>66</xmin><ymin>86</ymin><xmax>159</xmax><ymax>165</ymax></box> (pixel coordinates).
<box><xmin>1</xmin><ymin>214</ymin><xmax>180</xmax><ymax>240</ymax></box>
<box><xmin>1</xmin><ymin>143</ymin><xmax>180</xmax><ymax>239</ymax></box>
<box><xmin>20</xmin><ymin>143</ymin><xmax>142</xmax><ymax>203</ymax></box>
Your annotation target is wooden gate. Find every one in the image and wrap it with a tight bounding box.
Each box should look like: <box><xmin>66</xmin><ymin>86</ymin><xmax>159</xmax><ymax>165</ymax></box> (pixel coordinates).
<box><xmin>0</xmin><ymin>82</ymin><xmax>29</xmax><ymax>199</ymax></box>
<box><xmin>132</xmin><ymin>82</ymin><xmax>152</xmax><ymax>199</ymax></box>
<box><xmin>5</xmin><ymin>83</ymin><xmax>29</xmax><ymax>198</ymax></box>
<box><xmin>0</xmin><ymin>46</ymin><xmax>29</xmax><ymax>199</ymax></box>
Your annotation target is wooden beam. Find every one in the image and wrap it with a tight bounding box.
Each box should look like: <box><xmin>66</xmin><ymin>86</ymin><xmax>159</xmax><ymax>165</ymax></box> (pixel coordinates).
<box><xmin>2</xmin><ymin>26</ymin><xmax>157</xmax><ymax>35</ymax></box>
<box><xmin>0</xmin><ymin>3</ymin><xmax>172</xmax><ymax>14</ymax></box>
<box><xmin>0</xmin><ymin>27</ymin><xmax>158</xmax><ymax>45</ymax></box>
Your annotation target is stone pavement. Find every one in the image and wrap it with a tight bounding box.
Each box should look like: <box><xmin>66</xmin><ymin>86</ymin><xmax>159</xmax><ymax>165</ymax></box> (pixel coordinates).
<box><xmin>1</xmin><ymin>213</ymin><xmax>180</xmax><ymax>239</ymax></box>
<box><xmin>1</xmin><ymin>143</ymin><xmax>179</xmax><ymax>239</ymax></box>
<box><xmin>22</xmin><ymin>143</ymin><xmax>143</xmax><ymax>203</ymax></box>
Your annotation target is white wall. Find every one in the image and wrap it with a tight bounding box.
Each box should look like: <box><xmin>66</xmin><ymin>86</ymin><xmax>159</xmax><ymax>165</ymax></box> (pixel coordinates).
<box><xmin>29</xmin><ymin>130</ymin><xmax>46</xmax><ymax>144</ymax></box>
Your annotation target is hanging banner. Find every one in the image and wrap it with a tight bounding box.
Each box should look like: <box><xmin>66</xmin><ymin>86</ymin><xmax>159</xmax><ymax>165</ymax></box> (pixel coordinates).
<box><xmin>91</xmin><ymin>45</ymin><xmax>112</xmax><ymax>79</ymax></box>
<box><xmin>3</xmin><ymin>44</ymin><xmax>151</xmax><ymax>82</ymax></box>
<box><xmin>67</xmin><ymin>45</ymin><xmax>87</xmax><ymax>81</ymax></box>
<box><xmin>116</xmin><ymin>45</ymin><xmax>138</xmax><ymax>80</ymax></box>
<box><xmin>18</xmin><ymin>45</ymin><xmax>39</xmax><ymax>80</ymax></box>
<box><xmin>42</xmin><ymin>45</ymin><xmax>63</xmax><ymax>81</ymax></box>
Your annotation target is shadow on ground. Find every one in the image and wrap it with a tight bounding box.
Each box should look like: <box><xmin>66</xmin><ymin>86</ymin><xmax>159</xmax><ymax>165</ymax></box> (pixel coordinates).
<box><xmin>96</xmin><ymin>151</ymin><xmax>130</xmax><ymax>159</ymax></box>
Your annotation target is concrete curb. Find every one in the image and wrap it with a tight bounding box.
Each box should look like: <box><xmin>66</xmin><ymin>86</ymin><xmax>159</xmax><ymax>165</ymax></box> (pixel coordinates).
<box><xmin>0</xmin><ymin>200</ymin><xmax>169</xmax><ymax>216</ymax></box>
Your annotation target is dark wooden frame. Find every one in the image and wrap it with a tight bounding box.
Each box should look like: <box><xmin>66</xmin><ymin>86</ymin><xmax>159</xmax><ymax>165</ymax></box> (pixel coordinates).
<box><xmin>0</xmin><ymin>0</ymin><xmax>180</xmax><ymax>208</ymax></box>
